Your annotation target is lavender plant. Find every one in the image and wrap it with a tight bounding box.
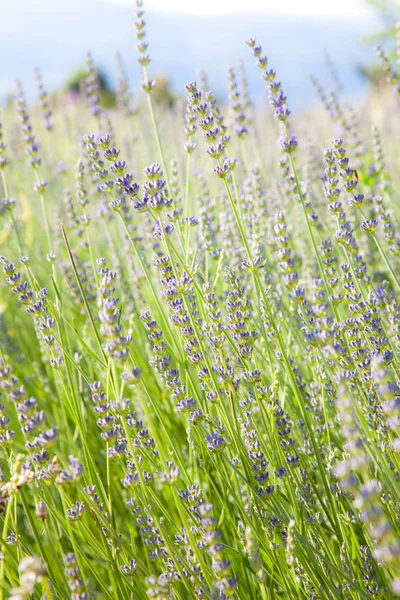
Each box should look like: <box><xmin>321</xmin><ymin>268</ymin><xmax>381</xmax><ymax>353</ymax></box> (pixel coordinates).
<box><xmin>1</xmin><ymin>4</ymin><xmax>400</xmax><ymax>599</ymax></box>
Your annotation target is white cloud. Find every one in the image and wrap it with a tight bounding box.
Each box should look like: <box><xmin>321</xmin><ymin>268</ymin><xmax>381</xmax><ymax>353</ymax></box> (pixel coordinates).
<box><xmin>108</xmin><ymin>0</ymin><xmax>369</xmax><ymax>18</ymax></box>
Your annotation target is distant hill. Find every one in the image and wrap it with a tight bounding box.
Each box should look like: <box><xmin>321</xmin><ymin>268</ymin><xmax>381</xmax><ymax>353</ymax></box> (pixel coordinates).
<box><xmin>0</xmin><ymin>0</ymin><xmax>379</xmax><ymax>109</ymax></box>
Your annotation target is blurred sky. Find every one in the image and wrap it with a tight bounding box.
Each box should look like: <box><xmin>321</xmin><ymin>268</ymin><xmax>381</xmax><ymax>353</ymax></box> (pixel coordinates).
<box><xmin>109</xmin><ymin>0</ymin><xmax>369</xmax><ymax>17</ymax></box>
<box><xmin>0</xmin><ymin>0</ymin><xmax>381</xmax><ymax>110</ymax></box>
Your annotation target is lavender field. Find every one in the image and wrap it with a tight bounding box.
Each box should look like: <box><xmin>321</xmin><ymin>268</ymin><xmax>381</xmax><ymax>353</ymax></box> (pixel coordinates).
<box><xmin>1</xmin><ymin>1</ymin><xmax>400</xmax><ymax>599</ymax></box>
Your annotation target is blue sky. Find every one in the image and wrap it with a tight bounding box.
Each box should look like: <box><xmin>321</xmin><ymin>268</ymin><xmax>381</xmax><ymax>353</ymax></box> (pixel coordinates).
<box><xmin>0</xmin><ymin>0</ymin><xmax>381</xmax><ymax>108</ymax></box>
<box><xmin>109</xmin><ymin>0</ymin><xmax>371</xmax><ymax>18</ymax></box>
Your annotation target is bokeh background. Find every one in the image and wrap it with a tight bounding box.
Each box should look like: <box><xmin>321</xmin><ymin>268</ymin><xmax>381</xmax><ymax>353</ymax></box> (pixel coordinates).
<box><xmin>0</xmin><ymin>0</ymin><xmax>397</xmax><ymax>110</ymax></box>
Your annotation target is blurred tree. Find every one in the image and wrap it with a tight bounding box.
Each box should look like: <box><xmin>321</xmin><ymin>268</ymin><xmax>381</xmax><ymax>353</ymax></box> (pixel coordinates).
<box><xmin>365</xmin><ymin>0</ymin><xmax>400</xmax><ymax>39</ymax></box>
<box><xmin>64</xmin><ymin>67</ymin><xmax>116</xmax><ymax>108</ymax></box>
<box><xmin>359</xmin><ymin>0</ymin><xmax>400</xmax><ymax>86</ymax></box>
<box><xmin>149</xmin><ymin>74</ymin><xmax>177</xmax><ymax>108</ymax></box>
<box><xmin>366</xmin><ymin>0</ymin><xmax>399</xmax><ymax>20</ymax></box>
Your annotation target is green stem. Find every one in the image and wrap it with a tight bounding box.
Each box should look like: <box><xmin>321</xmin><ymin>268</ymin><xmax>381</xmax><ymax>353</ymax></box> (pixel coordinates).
<box><xmin>61</xmin><ymin>224</ymin><xmax>106</xmax><ymax>361</ymax></box>
<box><xmin>0</xmin><ymin>496</ymin><xmax>14</xmax><ymax>600</ymax></box>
